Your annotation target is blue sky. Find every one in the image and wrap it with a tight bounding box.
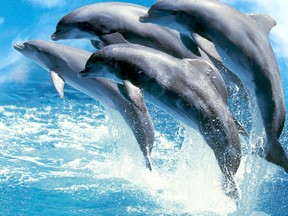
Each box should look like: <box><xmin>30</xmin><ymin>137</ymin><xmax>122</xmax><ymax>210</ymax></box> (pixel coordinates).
<box><xmin>0</xmin><ymin>0</ymin><xmax>287</xmax><ymax>87</ymax></box>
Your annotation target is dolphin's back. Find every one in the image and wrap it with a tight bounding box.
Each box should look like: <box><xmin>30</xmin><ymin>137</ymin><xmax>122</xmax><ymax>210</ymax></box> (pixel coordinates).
<box><xmin>63</xmin><ymin>2</ymin><xmax>148</xmax><ymax>25</ymax></box>
<box><xmin>100</xmin><ymin>44</ymin><xmax>233</xmax><ymax>128</ymax></box>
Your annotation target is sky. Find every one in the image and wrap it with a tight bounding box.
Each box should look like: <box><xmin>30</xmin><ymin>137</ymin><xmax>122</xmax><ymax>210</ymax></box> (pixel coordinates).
<box><xmin>0</xmin><ymin>0</ymin><xmax>288</xmax><ymax>86</ymax></box>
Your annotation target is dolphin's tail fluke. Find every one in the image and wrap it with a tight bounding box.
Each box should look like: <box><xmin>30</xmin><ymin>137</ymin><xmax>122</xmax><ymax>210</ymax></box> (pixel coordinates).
<box><xmin>266</xmin><ymin>137</ymin><xmax>288</xmax><ymax>173</ymax></box>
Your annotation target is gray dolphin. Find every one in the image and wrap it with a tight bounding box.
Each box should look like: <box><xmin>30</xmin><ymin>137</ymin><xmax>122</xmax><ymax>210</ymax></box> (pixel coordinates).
<box><xmin>50</xmin><ymin>1</ymin><xmax>248</xmax><ymax>136</ymax></box>
<box><xmin>13</xmin><ymin>40</ymin><xmax>155</xmax><ymax>171</ymax></box>
<box><xmin>79</xmin><ymin>43</ymin><xmax>242</xmax><ymax>201</ymax></box>
<box><xmin>50</xmin><ymin>2</ymin><xmax>204</xmax><ymax>60</ymax></box>
<box><xmin>140</xmin><ymin>0</ymin><xmax>288</xmax><ymax>173</ymax></box>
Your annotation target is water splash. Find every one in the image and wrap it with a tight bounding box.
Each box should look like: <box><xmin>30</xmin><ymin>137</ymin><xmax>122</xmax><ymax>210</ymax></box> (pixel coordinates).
<box><xmin>0</xmin><ymin>79</ymin><xmax>286</xmax><ymax>215</ymax></box>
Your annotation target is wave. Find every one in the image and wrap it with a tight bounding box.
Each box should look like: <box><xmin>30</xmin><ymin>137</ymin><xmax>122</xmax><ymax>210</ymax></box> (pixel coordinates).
<box><xmin>0</xmin><ymin>80</ymin><xmax>286</xmax><ymax>215</ymax></box>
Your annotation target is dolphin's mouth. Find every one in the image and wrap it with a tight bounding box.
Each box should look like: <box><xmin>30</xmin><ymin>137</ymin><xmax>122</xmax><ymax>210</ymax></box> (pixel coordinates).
<box><xmin>51</xmin><ymin>33</ymin><xmax>59</xmax><ymax>41</ymax></box>
<box><xmin>139</xmin><ymin>13</ymin><xmax>151</xmax><ymax>22</ymax></box>
<box><xmin>139</xmin><ymin>9</ymin><xmax>171</xmax><ymax>23</ymax></box>
<box><xmin>78</xmin><ymin>68</ymin><xmax>93</xmax><ymax>79</ymax></box>
<box><xmin>78</xmin><ymin>70</ymin><xmax>86</xmax><ymax>78</ymax></box>
<box><xmin>51</xmin><ymin>29</ymin><xmax>65</xmax><ymax>41</ymax></box>
<box><xmin>139</xmin><ymin>9</ymin><xmax>164</xmax><ymax>22</ymax></box>
<box><xmin>13</xmin><ymin>44</ymin><xmax>25</xmax><ymax>51</ymax></box>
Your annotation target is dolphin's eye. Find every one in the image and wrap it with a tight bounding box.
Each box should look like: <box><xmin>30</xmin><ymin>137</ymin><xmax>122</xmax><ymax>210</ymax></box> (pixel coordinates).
<box><xmin>172</xmin><ymin>11</ymin><xmax>178</xmax><ymax>15</ymax></box>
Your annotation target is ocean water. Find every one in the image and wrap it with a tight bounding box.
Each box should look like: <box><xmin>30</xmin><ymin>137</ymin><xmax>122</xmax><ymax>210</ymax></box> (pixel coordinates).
<box><xmin>1</xmin><ymin>1</ymin><xmax>288</xmax><ymax>216</ymax></box>
<box><xmin>1</xmin><ymin>60</ymin><xmax>288</xmax><ymax>216</ymax></box>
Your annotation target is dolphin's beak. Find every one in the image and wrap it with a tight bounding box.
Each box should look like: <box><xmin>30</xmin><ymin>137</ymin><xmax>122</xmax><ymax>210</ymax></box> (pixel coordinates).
<box><xmin>78</xmin><ymin>65</ymin><xmax>104</xmax><ymax>79</ymax></box>
<box><xmin>13</xmin><ymin>44</ymin><xmax>25</xmax><ymax>51</ymax></box>
<box><xmin>51</xmin><ymin>33</ymin><xmax>58</xmax><ymax>41</ymax></box>
<box><xmin>78</xmin><ymin>68</ymin><xmax>96</xmax><ymax>79</ymax></box>
<box><xmin>139</xmin><ymin>13</ymin><xmax>150</xmax><ymax>22</ymax></box>
<box><xmin>78</xmin><ymin>69</ymin><xmax>88</xmax><ymax>78</ymax></box>
<box><xmin>140</xmin><ymin>7</ymin><xmax>169</xmax><ymax>23</ymax></box>
<box><xmin>139</xmin><ymin>6</ymin><xmax>162</xmax><ymax>23</ymax></box>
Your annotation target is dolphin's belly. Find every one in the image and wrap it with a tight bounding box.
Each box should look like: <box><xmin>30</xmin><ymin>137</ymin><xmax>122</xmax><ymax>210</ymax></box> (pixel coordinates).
<box><xmin>65</xmin><ymin>75</ymin><xmax>123</xmax><ymax>111</ymax></box>
<box><xmin>144</xmin><ymin>90</ymin><xmax>199</xmax><ymax>130</ymax></box>
<box><xmin>216</xmin><ymin>46</ymin><xmax>256</xmax><ymax>91</ymax></box>
<box><xmin>216</xmin><ymin>43</ymin><xmax>285</xmax><ymax>140</ymax></box>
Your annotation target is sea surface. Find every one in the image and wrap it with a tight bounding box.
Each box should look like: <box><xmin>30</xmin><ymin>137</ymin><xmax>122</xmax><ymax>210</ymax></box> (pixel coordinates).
<box><xmin>1</xmin><ymin>58</ymin><xmax>288</xmax><ymax>216</ymax></box>
<box><xmin>1</xmin><ymin>1</ymin><xmax>288</xmax><ymax>216</ymax></box>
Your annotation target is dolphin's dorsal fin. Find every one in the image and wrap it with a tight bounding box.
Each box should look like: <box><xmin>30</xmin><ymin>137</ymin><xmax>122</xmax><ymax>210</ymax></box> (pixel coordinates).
<box><xmin>100</xmin><ymin>32</ymin><xmax>129</xmax><ymax>45</ymax></box>
<box><xmin>50</xmin><ymin>70</ymin><xmax>65</xmax><ymax>99</ymax></box>
<box><xmin>248</xmin><ymin>14</ymin><xmax>276</xmax><ymax>35</ymax></box>
<box><xmin>123</xmin><ymin>79</ymin><xmax>147</xmax><ymax>112</ymax></box>
<box><xmin>191</xmin><ymin>32</ymin><xmax>223</xmax><ymax>63</ymax></box>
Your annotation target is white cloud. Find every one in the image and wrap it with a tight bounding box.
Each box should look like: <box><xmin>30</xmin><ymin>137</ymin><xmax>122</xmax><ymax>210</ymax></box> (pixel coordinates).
<box><xmin>0</xmin><ymin>17</ymin><xmax>4</xmax><ymax>25</ymax></box>
<box><xmin>26</xmin><ymin>0</ymin><xmax>64</xmax><ymax>8</ymax></box>
<box><xmin>0</xmin><ymin>61</ymin><xmax>30</xmax><ymax>84</ymax></box>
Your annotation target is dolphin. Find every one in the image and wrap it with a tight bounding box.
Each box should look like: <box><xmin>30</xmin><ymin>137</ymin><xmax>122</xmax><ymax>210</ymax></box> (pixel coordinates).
<box><xmin>50</xmin><ymin>2</ymin><xmax>205</xmax><ymax>60</ymax></box>
<box><xmin>78</xmin><ymin>43</ymin><xmax>242</xmax><ymax>201</ymax></box>
<box><xmin>13</xmin><ymin>40</ymin><xmax>155</xmax><ymax>171</ymax></box>
<box><xmin>140</xmin><ymin>0</ymin><xmax>288</xmax><ymax>173</ymax></box>
<box><xmin>50</xmin><ymin>1</ymin><xmax>248</xmax><ymax>136</ymax></box>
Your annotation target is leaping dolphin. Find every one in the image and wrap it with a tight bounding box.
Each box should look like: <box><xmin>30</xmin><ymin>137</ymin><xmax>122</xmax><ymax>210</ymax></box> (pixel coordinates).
<box><xmin>140</xmin><ymin>0</ymin><xmax>288</xmax><ymax>173</ymax></box>
<box><xmin>13</xmin><ymin>40</ymin><xmax>155</xmax><ymax>171</ymax></box>
<box><xmin>50</xmin><ymin>1</ymin><xmax>247</xmax><ymax>135</ymax></box>
<box><xmin>50</xmin><ymin>2</ymin><xmax>203</xmax><ymax>60</ymax></box>
<box><xmin>78</xmin><ymin>43</ymin><xmax>242</xmax><ymax>201</ymax></box>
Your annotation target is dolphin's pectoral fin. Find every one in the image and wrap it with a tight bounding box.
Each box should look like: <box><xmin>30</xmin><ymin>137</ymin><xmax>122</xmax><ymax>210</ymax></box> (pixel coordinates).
<box><xmin>191</xmin><ymin>32</ymin><xmax>223</xmax><ymax>63</ymax></box>
<box><xmin>123</xmin><ymin>79</ymin><xmax>147</xmax><ymax>112</ymax></box>
<box><xmin>91</xmin><ymin>39</ymin><xmax>107</xmax><ymax>49</ymax></box>
<box><xmin>50</xmin><ymin>70</ymin><xmax>65</xmax><ymax>99</ymax></box>
<box><xmin>145</xmin><ymin>154</ymin><xmax>152</xmax><ymax>171</ymax></box>
<box><xmin>233</xmin><ymin>117</ymin><xmax>249</xmax><ymax>137</ymax></box>
<box><xmin>248</xmin><ymin>14</ymin><xmax>276</xmax><ymax>35</ymax></box>
<box><xmin>100</xmin><ymin>32</ymin><xmax>129</xmax><ymax>45</ymax></box>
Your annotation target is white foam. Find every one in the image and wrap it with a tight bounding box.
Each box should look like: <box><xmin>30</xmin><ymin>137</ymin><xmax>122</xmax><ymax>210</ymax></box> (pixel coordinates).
<box><xmin>0</xmin><ymin>97</ymin><xmax>281</xmax><ymax>215</ymax></box>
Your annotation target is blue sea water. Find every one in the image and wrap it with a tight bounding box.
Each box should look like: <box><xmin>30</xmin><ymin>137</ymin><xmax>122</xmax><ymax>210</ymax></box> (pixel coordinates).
<box><xmin>1</xmin><ymin>1</ymin><xmax>288</xmax><ymax>216</ymax></box>
<box><xmin>1</xmin><ymin>61</ymin><xmax>288</xmax><ymax>216</ymax></box>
